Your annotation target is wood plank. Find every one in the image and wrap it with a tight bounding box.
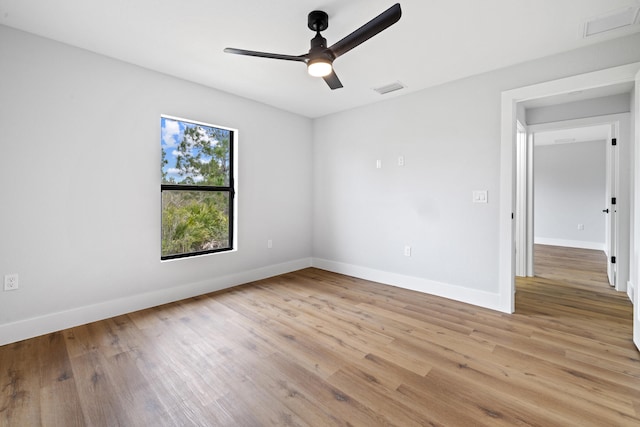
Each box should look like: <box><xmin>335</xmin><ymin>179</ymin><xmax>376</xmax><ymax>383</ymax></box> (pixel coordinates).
<box><xmin>0</xmin><ymin>244</ymin><xmax>639</xmax><ymax>425</ymax></box>
<box><xmin>38</xmin><ymin>332</ymin><xmax>86</xmax><ymax>427</ymax></box>
<box><xmin>0</xmin><ymin>338</ymin><xmax>42</xmax><ymax>426</ymax></box>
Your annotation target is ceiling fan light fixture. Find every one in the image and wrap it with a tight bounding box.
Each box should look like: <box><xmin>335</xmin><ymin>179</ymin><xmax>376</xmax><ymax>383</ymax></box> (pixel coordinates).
<box><xmin>307</xmin><ymin>58</ymin><xmax>333</xmax><ymax>77</ymax></box>
<box><xmin>224</xmin><ymin>3</ymin><xmax>401</xmax><ymax>89</ymax></box>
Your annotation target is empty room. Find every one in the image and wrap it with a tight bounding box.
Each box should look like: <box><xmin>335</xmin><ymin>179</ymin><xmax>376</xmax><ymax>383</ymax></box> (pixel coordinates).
<box><xmin>2</xmin><ymin>1</ymin><xmax>640</xmax><ymax>425</ymax></box>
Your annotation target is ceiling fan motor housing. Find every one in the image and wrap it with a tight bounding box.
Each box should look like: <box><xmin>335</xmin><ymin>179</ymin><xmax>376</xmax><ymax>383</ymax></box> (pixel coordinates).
<box><xmin>308</xmin><ymin>10</ymin><xmax>329</xmax><ymax>32</ymax></box>
<box><xmin>308</xmin><ymin>11</ymin><xmax>334</xmax><ymax>64</ymax></box>
<box><xmin>309</xmin><ymin>33</ymin><xmax>334</xmax><ymax>61</ymax></box>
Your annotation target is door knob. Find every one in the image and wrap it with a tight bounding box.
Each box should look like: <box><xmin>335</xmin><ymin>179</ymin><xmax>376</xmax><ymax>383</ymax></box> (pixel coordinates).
<box><xmin>602</xmin><ymin>208</ymin><xmax>609</xmax><ymax>213</ymax></box>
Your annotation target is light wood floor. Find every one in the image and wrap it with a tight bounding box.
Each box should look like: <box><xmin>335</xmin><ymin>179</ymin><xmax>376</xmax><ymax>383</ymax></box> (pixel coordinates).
<box><xmin>1</xmin><ymin>245</ymin><xmax>639</xmax><ymax>426</ymax></box>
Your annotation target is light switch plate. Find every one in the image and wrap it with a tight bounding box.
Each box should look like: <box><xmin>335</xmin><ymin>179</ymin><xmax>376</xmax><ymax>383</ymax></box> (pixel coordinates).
<box><xmin>473</xmin><ymin>190</ymin><xmax>488</xmax><ymax>203</ymax></box>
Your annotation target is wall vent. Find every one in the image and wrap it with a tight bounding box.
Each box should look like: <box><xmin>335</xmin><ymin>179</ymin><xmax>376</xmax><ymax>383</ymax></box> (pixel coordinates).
<box><xmin>373</xmin><ymin>81</ymin><xmax>405</xmax><ymax>95</ymax></box>
<box><xmin>583</xmin><ymin>6</ymin><xmax>640</xmax><ymax>38</ymax></box>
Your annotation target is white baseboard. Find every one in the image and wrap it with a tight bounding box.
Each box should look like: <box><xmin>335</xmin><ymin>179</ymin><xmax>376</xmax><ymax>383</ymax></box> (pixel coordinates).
<box><xmin>0</xmin><ymin>258</ymin><xmax>312</xmax><ymax>346</ymax></box>
<box><xmin>311</xmin><ymin>258</ymin><xmax>505</xmax><ymax>313</ymax></box>
<box><xmin>0</xmin><ymin>257</ymin><xmax>512</xmax><ymax>346</ymax></box>
<box><xmin>628</xmin><ymin>281</ymin><xmax>635</xmax><ymax>304</ymax></box>
<box><xmin>534</xmin><ymin>237</ymin><xmax>605</xmax><ymax>251</ymax></box>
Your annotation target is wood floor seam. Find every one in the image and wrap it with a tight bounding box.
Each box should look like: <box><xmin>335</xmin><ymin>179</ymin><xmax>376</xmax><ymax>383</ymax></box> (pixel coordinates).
<box><xmin>1</xmin><ymin>245</ymin><xmax>638</xmax><ymax>426</ymax></box>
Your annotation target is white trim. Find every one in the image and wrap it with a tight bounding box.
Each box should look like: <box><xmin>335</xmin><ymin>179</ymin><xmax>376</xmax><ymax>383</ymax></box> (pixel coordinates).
<box><xmin>534</xmin><ymin>237</ymin><xmax>605</xmax><ymax>251</ymax></box>
<box><xmin>514</xmin><ymin>121</ymin><xmax>535</xmax><ymax>278</ymax></box>
<box><xmin>312</xmin><ymin>258</ymin><xmax>503</xmax><ymax>312</ymax></box>
<box><xmin>499</xmin><ymin>91</ymin><xmax>517</xmax><ymax>313</ymax></box>
<box><xmin>526</xmin><ymin>132</ymin><xmax>535</xmax><ymax>277</ymax></box>
<box><xmin>527</xmin><ymin>113</ymin><xmax>631</xmax><ymax>133</ymax></box>
<box><xmin>0</xmin><ymin>258</ymin><xmax>312</xmax><ymax>346</ymax></box>
<box><xmin>500</xmin><ymin>62</ymin><xmax>640</xmax><ymax>314</ymax></box>
<box><xmin>515</xmin><ymin>121</ymin><xmax>528</xmax><ymax>277</ymax></box>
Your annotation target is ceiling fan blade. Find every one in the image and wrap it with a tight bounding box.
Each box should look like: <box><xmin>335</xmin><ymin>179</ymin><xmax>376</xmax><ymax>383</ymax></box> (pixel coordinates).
<box><xmin>323</xmin><ymin>70</ymin><xmax>343</xmax><ymax>90</ymax></box>
<box><xmin>224</xmin><ymin>47</ymin><xmax>307</xmax><ymax>62</ymax></box>
<box><xmin>328</xmin><ymin>3</ymin><xmax>401</xmax><ymax>59</ymax></box>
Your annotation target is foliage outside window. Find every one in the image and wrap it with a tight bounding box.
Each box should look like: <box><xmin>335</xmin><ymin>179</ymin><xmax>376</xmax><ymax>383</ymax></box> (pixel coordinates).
<box><xmin>161</xmin><ymin>115</ymin><xmax>235</xmax><ymax>260</ymax></box>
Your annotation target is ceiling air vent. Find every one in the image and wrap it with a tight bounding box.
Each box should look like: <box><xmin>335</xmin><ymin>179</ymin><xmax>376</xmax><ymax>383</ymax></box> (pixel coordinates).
<box><xmin>373</xmin><ymin>81</ymin><xmax>405</xmax><ymax>95</ymax></box>
<box><xmin>583</xmin><ymin>6</ymin><xmax>640</xmax><ymax>38</ymax></box>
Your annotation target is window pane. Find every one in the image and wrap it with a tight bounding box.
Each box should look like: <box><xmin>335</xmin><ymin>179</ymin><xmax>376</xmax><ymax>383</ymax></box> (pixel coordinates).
<box><xmin>161</xmin><ymin>190</ymin><xmax>230</xmax><ymax>258</ymax></box>
<box><xmin>161</xmin><ymin>117</ymin><xmax>231</xmax><ymax>186</ymax></box>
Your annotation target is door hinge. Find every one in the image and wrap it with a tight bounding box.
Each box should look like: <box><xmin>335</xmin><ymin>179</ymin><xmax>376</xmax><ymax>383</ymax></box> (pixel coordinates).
<box><xmin>612</xmin><ymin>138</ymin><xmax>617</xmax><ymax>146</ymax></box>
<box><xmin>611</xmin><ymin>256</ymin><xmax>616</xmax><ymax>264</ymax></box>
<box><xmin>611</xmin><ymin>197</ymin><xmax>617</xmax><ymax>205</ymax></box>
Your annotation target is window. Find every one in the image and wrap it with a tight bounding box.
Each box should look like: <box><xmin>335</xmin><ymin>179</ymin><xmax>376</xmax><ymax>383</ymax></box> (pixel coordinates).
<box><xmin>161</xmin><ymin>115</ymin><xmax>235</xmax><ymax>260</ymax></box>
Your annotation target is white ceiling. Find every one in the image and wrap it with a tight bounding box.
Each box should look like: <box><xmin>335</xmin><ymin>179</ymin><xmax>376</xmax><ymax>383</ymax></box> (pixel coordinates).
<box><xmin>1</xmin><ymin>0</ymin><xmax>640</xmax><ymax>118</ymax></box>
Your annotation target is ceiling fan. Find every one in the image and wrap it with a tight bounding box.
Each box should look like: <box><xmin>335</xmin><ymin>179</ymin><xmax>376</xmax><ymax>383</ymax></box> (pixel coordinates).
<box><xmin>224</xmin><ymin>3</ymin><xmax>402</xmax><ymax>90</ymax></box>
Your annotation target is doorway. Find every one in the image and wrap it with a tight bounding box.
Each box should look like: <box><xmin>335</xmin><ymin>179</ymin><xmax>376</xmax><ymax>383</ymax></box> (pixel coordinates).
<box><xmin>516</xmin><ymin>115</ymin><xmax>630</xmax><ymax>290</ymax></box>
<box><xmin>498</xmin><ymin>61</ymin><xmax>640</xmax><ymax>314</ymax></box>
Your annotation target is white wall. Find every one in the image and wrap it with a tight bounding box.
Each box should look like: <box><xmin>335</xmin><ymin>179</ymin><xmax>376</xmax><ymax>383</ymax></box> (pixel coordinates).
<box><xmin>313</xmin><ymin>32</ymin><xmax>640</xmax><ymax>310</ymax></box>
<box><xmin>312</xmin><ymin>79</ymin><xmax>501</xmax><ymax>303</ymax></box>
<box><xmin>526</xmin><ymin>93</ymin><xmax>631</xmax><ymax>125</ymax></box>
<box><xmin>533</xmin><ymin>141</ymin><xmax>606</xmax><ymax>250</ymax></box>
<box><xmin>0</xmin><ymin>26</ymin><xmax>313</xmax><ymax>345</ymax></box>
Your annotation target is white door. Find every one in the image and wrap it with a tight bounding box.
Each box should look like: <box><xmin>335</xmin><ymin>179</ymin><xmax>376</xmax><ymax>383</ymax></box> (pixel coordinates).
<box><xmin>605</xmin><ymin>125</ymin><xmax>617</xmax><ymax>287</ymax></box>
<box><xmin>634</xmin><ymin>70</ymin><xmax>640</xmax><ymax>352</ymax></box>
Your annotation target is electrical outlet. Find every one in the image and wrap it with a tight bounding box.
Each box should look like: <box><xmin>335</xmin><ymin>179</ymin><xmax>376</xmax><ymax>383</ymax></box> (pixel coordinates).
<box><xmin>267</xmin><ymin>239</ymin><xmax>273</xmax><ymax>249</ymax></box>
<box><xmin>4</xmin><ymin>274</ymin><xmax>19</xmax><ymax>291</ymax></box>
<box><xmin>404</xmin><ymin>246</ymin><xmax>411</xmax><ymax>257</ymax></box>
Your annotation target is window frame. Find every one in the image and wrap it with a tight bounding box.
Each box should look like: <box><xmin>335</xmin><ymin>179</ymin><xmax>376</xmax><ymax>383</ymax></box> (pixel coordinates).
<box><xmin>160</xmin><ymin>115</ymin><xmax>236</xmax><ymax>261</ymax></box>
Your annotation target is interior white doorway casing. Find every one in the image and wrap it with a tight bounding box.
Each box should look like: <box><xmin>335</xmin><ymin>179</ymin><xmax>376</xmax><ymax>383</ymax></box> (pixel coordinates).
<box><xmin>499</xmin><ymin>61</ymin><xmax>640</xmax><ymax>315</ymax></box>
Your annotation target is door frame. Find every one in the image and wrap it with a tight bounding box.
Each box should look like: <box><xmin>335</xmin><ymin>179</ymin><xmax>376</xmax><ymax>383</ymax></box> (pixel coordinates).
<box><xmin>605</xmin><ymin>121</ymin><xmax>619</xmax><ymax>288</ymax></box>
<box><xmin>498</xmin><ymin>62</ymin><xmax>640</xmax><ymax>313</ymax></box>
